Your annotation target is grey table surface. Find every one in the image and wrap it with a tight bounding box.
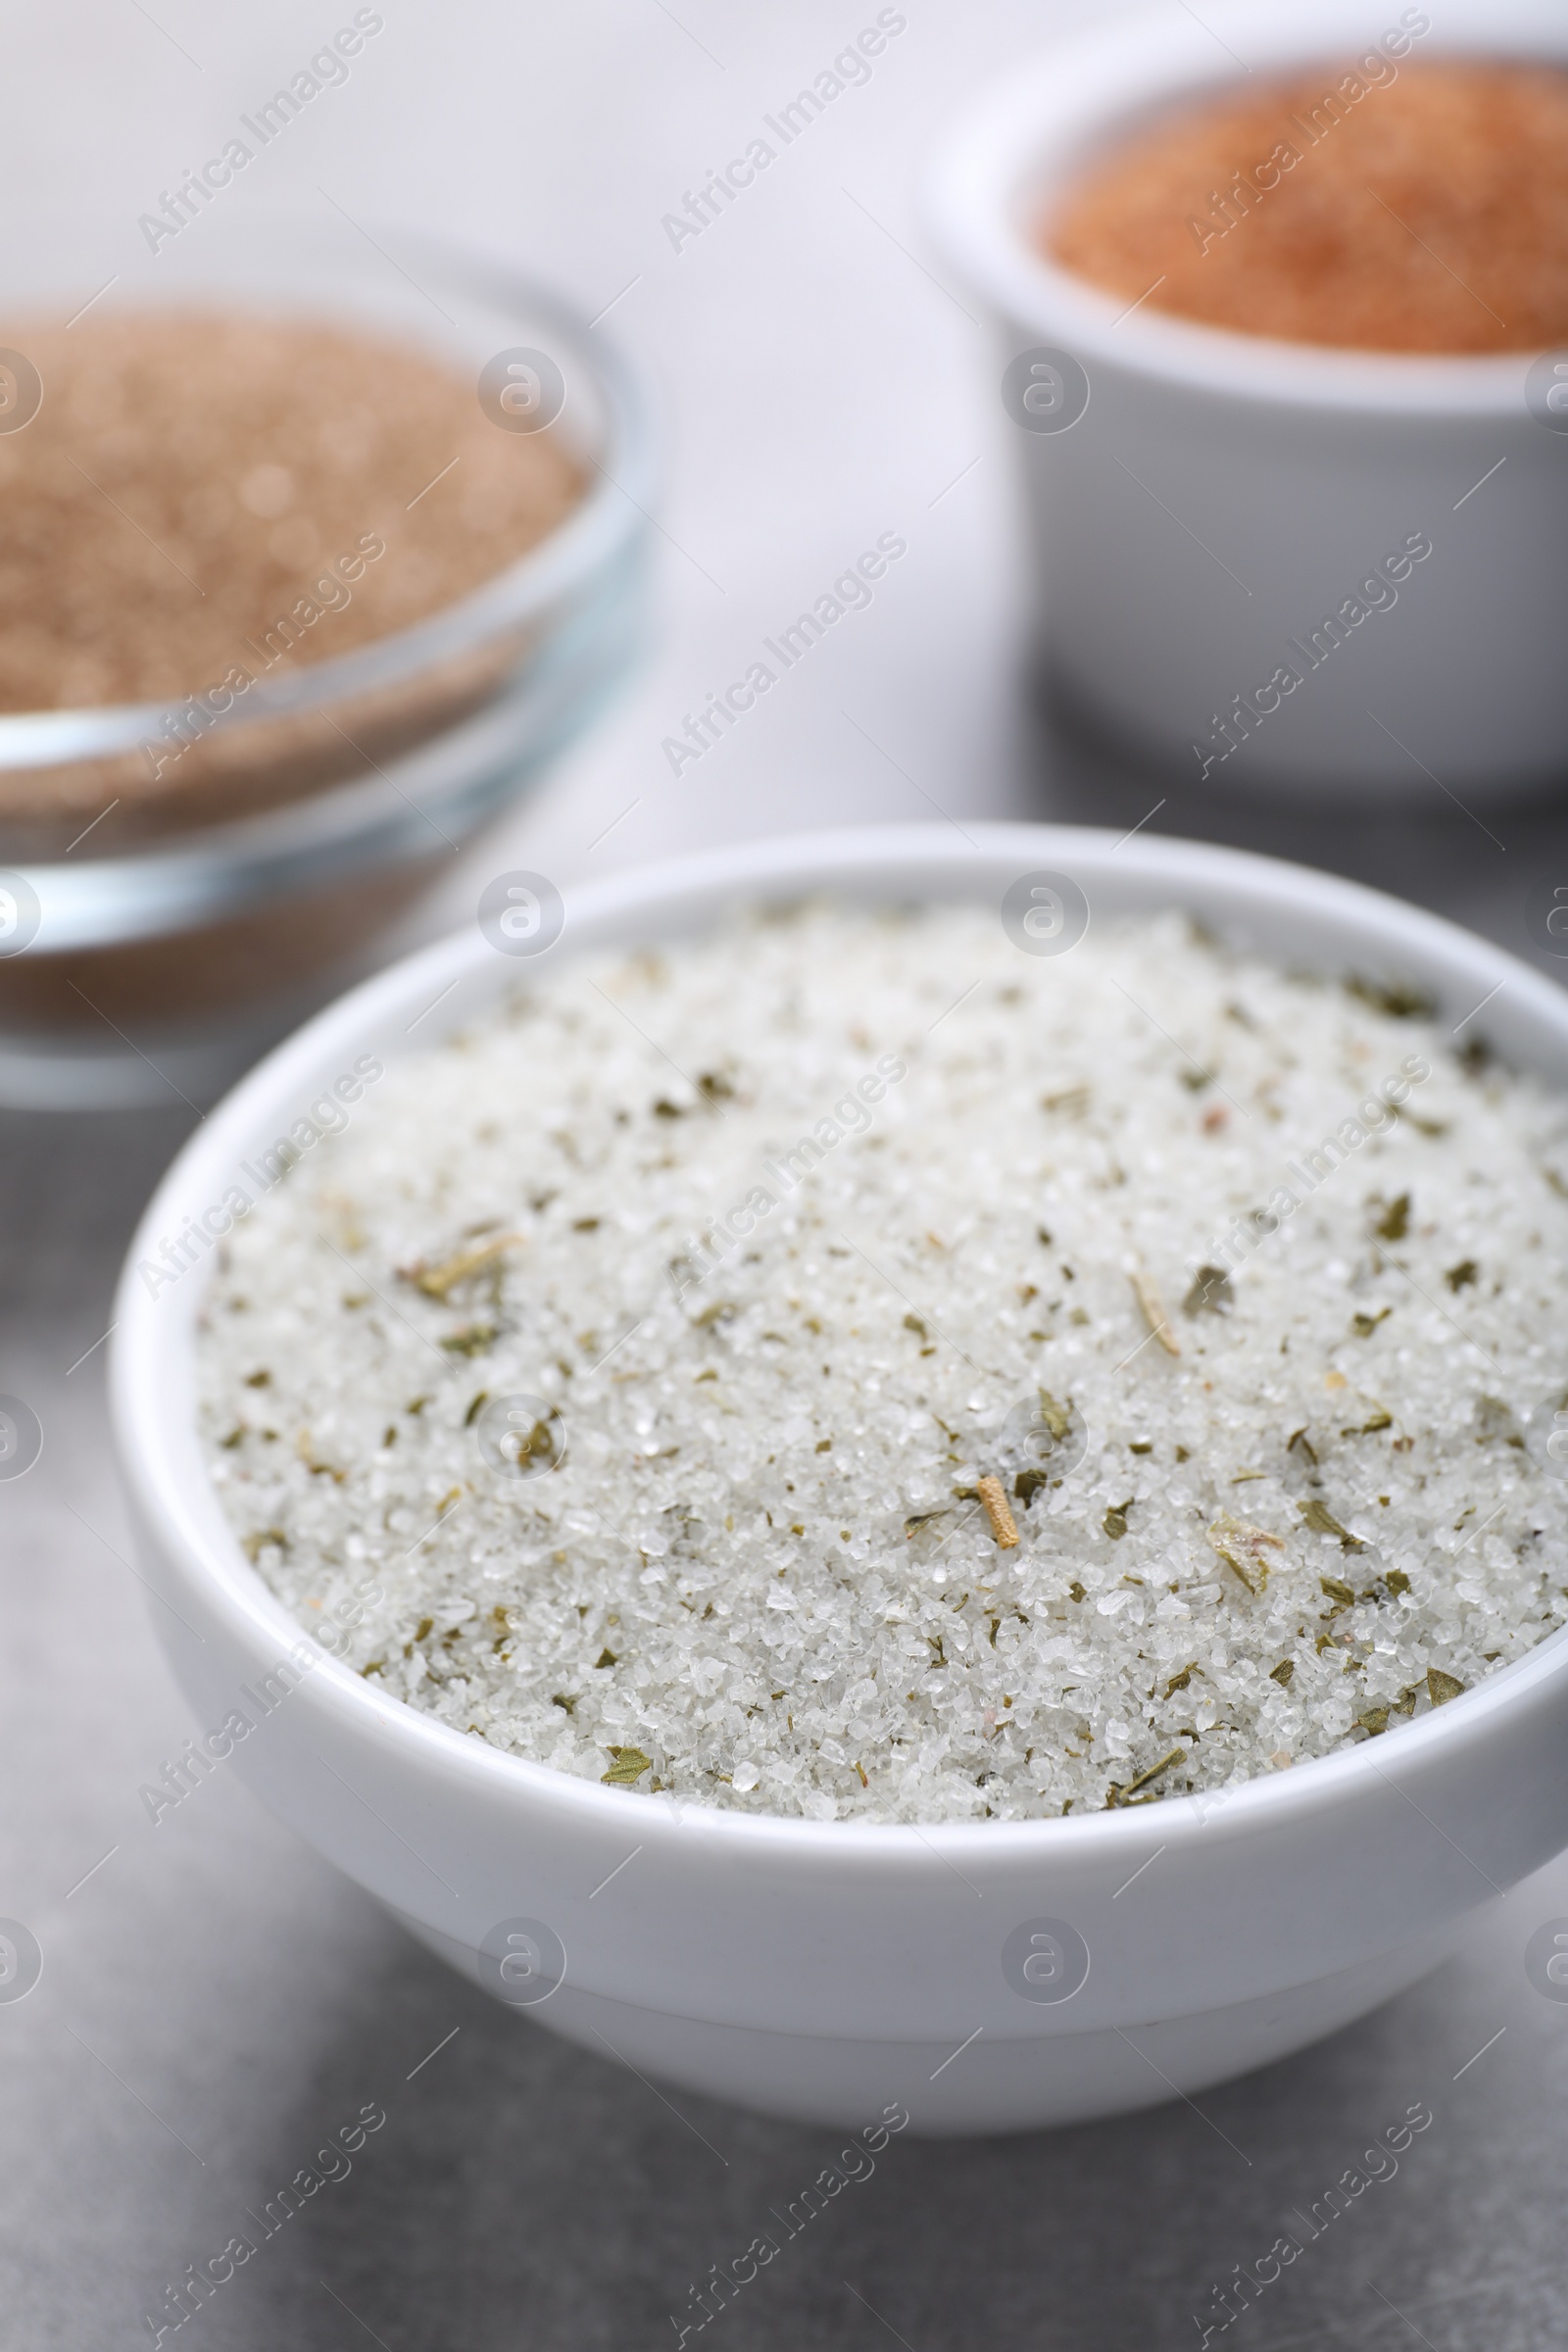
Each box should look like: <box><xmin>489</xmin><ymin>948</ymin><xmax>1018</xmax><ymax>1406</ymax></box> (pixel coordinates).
<box><xmin>6</xmin><ymin>2</ymin><xmax>1568</xmax><ymax>2345</ymax></box>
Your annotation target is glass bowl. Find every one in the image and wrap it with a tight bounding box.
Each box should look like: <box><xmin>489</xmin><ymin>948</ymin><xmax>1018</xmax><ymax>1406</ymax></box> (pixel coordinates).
<box><xmin>0</xmin><ymin>216</ymin><xmax>653</xmax><ymax>1107</ymax></box>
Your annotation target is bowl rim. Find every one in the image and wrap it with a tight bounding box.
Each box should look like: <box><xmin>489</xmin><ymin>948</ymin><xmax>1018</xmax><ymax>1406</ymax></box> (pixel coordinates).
<box><xmin>924</xmin><ymin>0</ymin><xmax>1568</xmax><ymax>417</ymax></box>
<box><xmin>109</xmin><ymin>819</ymin><xmax>1568</xmax><ymax>1866</ymax></box>
<box><xmin>0</xmin><ymin>227</ymin><xmax>656</xmax><ymax>773</ymax></box>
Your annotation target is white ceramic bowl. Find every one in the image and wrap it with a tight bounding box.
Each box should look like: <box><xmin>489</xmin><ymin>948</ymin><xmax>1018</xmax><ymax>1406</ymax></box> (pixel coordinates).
<box><xmin>111</xmin><ymin>824</ymin><xmax>1568</xmax><ymax>2135</ymax></box>
<box><xmin>926</xmin><ymin>0</ymin><xmax>1568</xmax><ymax>798</ymax></box>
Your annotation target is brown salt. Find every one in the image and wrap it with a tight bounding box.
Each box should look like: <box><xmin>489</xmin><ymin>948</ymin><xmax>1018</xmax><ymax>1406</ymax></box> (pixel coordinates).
<box><xmin>1044</xmin><ymin>58</ymin><xmax>1568</xmax><ymax>354</ymax></box>
<box><xmin>0</xmin><ymin>312</ymin><xmax>583</xmax><ymax>840</ymax></box>
<box><xmin>0</xmin><ymin>312</ymin><xmax>587</xmax><ymax>1039</ymax></box>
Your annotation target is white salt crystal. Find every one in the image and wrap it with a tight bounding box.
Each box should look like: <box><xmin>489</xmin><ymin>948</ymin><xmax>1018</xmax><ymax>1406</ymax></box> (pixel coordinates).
<box><xmin>196</xmin><ymin>902</ymin><xmax>1568</xmax><ymax>1821</ymax></box>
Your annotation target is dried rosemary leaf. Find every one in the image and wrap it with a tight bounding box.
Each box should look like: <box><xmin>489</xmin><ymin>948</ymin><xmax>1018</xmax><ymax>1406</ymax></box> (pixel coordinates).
<box><xmin>405</xmin><ymin>1233</ymin><xmax>521</xmax><ymax>1299</ymax></box>
<box><xmin>1445</xmin><ymin>1259</ymin><xmax>1479</xmax><ymax>1292</ymax></box>
<box><xmin>1182</xmin><ymin>1264</ymin><xmax>1235</xmax><ymax>1317</ymax></box>
<box><xmin>1355</xmin><ymin>1707</ymin><xmax>1390</xmax><ymax>1738</ymax></box>
<box><xmin>463</xmin><ymin>1391</ymin><xmax>489</xmax><ymax>1427</ymax></box>
<box><xmin>1427</xmin><ymin>1667</ymin><xmax>1465</xmax><ymax>1706</ymax></box>
<box><xmin>1206</xmin><ymin>1513</ymin><xmax>1285</xmax><ymax>1594</ymax></box>
<box><xmin>1129</xmin><ymin>1271</ymin><xmax>1180</xmax><ymax>1355</ymax></box>
<box><xmin>1375</xmin><ymin>1193</ymin><xmax>1410</xmax><ymax>1242</ymax></box>
<box><xmin>601</xmin><ymin>1746</ymin><xmax>653</xmax><ymax>1786</ymax></box>
<box><xmin>1102</xmin><ymin>1498</ymin><xmax>1135</xmax><ymax>1541</ymax></box>
<box><xmin>1116</xmin><ymin>1745</ymin><xmax>1185</xmax><ymax>1800</ymax></box>
<box><xmin>1351</xmin><ymin>1307</ymin><xmax>1392</xmax><ymax>1337</ymax></box>
<box><xmin>903</xmin><ymin>1312</ymin><xmax>929</xmax><ymax>1340</ymax></box>
<box><xmin>551</xmin><ymin>1692</ymin><xmax>576</xmax><ymax>1713</ymax></box>
<box><xmin>1320</xmin><ymin>1575</ymin><xmax>1357</xmax><ymax>1608</ymax></box>
<box><xmin>1068</xmin><ymin>1581</ymin><xmax>1087</xmax><ymax>1603</ymax></box>
<box><xmin>1298</xmin><ymin>1499</ymin><xmax>1365</xmax><ymax>1549</ymax></box>
<box><xmin>1342</xmin><ymin>1407</ymin><xmax>1394</xmax><ymax>1435</ymax></box>
<box><xmin>1383</xmin><ymin>1569</ymin><xmax>1412</xmax><ymax>1596</ymax></box>
<box><xmin>1287</xmin><ymin>1426</ymin><xmax>1319</xmax><ymax>1465</ymax></box>
<box><xmin>1269</xmin><ymin>1659</ymin><xmax>1294</xmax><ymax>1687</ymax></box>
<box><xmin>1012</xmin><ymin>1469</ymin><xmax>1051</xmax><ymax>1508</ymax></box>
<box><xmin>1164</xmin><ymin>1663</ymin><xmax>1197</xmax><ymax>1696</ymax></box>
<box><xmin>595</xmin><ymin>1647</ymin><xmax>617</xmax><ymax>1668</ymax></box>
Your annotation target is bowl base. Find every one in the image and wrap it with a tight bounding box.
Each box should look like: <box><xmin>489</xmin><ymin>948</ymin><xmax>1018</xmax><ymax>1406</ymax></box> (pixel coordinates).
<box><xmin>391</xmin><ymin>1903</ymin><xmax>1467</xmax><ymax>2137</ymax></box>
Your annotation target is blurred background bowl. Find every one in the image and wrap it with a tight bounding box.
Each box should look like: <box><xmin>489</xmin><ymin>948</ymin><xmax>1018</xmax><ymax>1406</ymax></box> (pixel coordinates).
<box><xmin>926</xmin><ymin>0</ymin><xmax>1568</xmax><ymax>801</ymax></box>
<box><xmin>0</xmin><ymin>216</ymin><xmax>653</xmax><ymax>1109</ymax></box>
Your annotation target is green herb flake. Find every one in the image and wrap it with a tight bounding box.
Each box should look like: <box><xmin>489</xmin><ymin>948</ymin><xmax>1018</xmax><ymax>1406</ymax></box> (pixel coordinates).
<box><xmin>595</xmin><ymin>1647</ymin><xmax>617</xmax><ymax>1669</ymax></box>
<box><xmin>1068</xmin><ymin>1581</ymin><xmax>1087</xmax><ymax>1603</ymax></box>
<box><xmin>1038</xmin><ymin>1388</ymin><xmax>1072</xmax><ymax>1442</ymax></box>
<box><xmin>1299</xmin><ymin>1499</ymin><xmax>1365</xmax><ymax>1549</ymax></box>
<box><xmin>1445</xmin><ymin>1258</ymin><xmax>1480</xmax><ymax>1292</ymax></box>
<box><xmin>1355</xmin><ymin>1707</ymin><xmax>1390</xmax><ymax>1738</ymax></box>
<box><xmin>1164</xmin><ymin>1663</ymin><xmax>1197</xmax><ymax>1696</ymax></box>
<box><xmin>1102</xmin><ymin>1498</ymin><xmax>1136</xmax><ymax>1541</ymax></box>
<box><xmin>1320</xmin><ymin>1575</ymin><xmax>1357</xmax><ymax>1608</ymax></box>
<box><xmin>1427</xmin><ymin>1667</ymin><xmax>1465</xmax><ymax>1706</ymax></box>
<box><xmin>1012</xmin><ymin>1469</ymin><xmax>1051</xmax><ymax>1507</ymax></box>
<box><xmin>441</xmin><ymin>1323</ymin><xmax>497</xmax><ymax>1356</ymax></box>
<box><xmin>551</xmin><ymin>1693</ymin><xmax>576</xmax><ymax>1714</ymax></box>
<box><xmin>602</xmin><ymin>1746</ymin><xmax>653</xmax><ymax>1786</ymax></box>
<box><xmin>1347</xmin><ymin>977</ymin><xmax>1435</xmax><ymax>1019</ymax></box>
<box><xmin>1269</xmin><ymin>1659</ymin><xmax>1295</xmax><ymax>1687</ymax></box>
<box><xmin>1375</xmin><ymin>1193</ymin><xmax>1410</xmax><ymax>1242</ymax></box>
<box><xmin>463</xmin><ymin>1391</ymin><xmax>489</xmax><ymax>1427</ymax></box>
<box><xmin>1342</xmin><ymin>1407</ymin><xmax>1394</xmax><ymax>1435</ymax></box>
